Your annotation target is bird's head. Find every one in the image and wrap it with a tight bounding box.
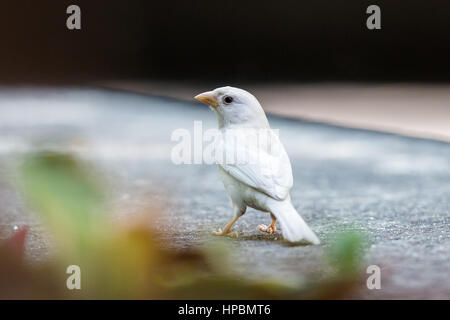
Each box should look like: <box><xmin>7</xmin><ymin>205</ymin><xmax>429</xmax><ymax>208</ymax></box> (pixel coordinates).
<box><xmin>194</xmin><ymin>86</ymin><xmax>269</xmax><ymax>128</ymax></box>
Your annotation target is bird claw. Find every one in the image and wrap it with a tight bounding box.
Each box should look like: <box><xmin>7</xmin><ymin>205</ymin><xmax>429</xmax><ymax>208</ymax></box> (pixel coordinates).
<box><xmin>257</xmin><ymin>224</ymin><xmax>276</xmax><ymax>234</ymax></box>
<box><xmin>212</xmin><ymin>228</ymin><xmax>238</xmax><ymax>238</ymax></box>
<box><xmin>227</xmin><ymin>231</ymin><xmax>238</xmax><ymax>238</ymax></box>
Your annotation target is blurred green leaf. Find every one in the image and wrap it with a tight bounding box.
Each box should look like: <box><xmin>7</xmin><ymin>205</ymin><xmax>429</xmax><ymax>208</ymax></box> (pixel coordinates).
<box><xmin>20</xmin><ymin>153</ymin><xmax>107</xmax><ymax>259</ymax></box>
<box><xmin>326</xmin><ymin>230</ymin><xmax>366</xmax><ymax>277</ymax></box>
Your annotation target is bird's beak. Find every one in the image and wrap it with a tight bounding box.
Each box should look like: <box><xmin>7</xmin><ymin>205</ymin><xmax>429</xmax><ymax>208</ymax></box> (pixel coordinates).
<box><xmin>194</xmin><ymin>91</ymin><xmax>219</xmax><ymax>108</ymax></box>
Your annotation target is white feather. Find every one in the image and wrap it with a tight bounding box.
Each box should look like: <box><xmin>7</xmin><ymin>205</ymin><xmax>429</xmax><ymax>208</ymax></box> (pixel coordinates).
<box><xmin>218</xmin><ymin>128</ymin><xmax>292</xmax><ymax>201</ymax></box>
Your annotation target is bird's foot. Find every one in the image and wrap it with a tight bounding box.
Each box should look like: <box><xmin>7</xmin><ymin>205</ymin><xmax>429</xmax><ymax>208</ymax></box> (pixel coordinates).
<box><xmin>257</xmin><ymin>224</ymin><xmax>276</xmax><ymax>234</ymax></box>
<box><xmin>212</xmin><ymin>228</ymin><xmax>238</xmax><ymax>238</ymax></box>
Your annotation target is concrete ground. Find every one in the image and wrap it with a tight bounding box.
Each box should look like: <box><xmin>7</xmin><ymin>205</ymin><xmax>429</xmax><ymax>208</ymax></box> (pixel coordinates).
<box><xmin>104</xmin><ymin>81</ymin><xmax>450</xmax><ymax>142</ymax></box>
<box><xmin>0</xmin><ymin>86</ymin><xmax>449</xmax><ymax>299</ymax></box>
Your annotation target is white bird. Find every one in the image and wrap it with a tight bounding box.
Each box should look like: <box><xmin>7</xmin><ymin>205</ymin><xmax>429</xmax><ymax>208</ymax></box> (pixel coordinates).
<box><xmin>194</xmin><ymin>86</ymin><xmax>320</xmax><ymax>244</ymax></box>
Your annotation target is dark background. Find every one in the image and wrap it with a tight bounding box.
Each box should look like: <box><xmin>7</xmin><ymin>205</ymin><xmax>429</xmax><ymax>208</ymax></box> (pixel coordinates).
<box><xmin>1</xmin><ymin>0</ymin><xmax>449</xmax><ymax>83</ymax></box>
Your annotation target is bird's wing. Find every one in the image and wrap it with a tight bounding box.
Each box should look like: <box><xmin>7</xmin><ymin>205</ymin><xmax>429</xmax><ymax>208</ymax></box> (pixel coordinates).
<box><xmin>218</xmin><ymin>130</ymin><xmax>293</xmax><ymax>200</ymax></box>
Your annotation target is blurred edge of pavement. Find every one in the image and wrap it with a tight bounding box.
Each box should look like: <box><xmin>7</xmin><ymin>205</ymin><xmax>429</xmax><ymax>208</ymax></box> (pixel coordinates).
<box><xmin>100</xmin><ymin>81</ymin><xmax>450</xmax><ymax>143</ymax></box>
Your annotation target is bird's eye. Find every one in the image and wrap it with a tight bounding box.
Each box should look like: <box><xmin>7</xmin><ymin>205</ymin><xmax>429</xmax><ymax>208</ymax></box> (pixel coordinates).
<box><xmin>223</xmin><ymin>96</ymin><xmax>233</xmax><ymax>104</ymax></box>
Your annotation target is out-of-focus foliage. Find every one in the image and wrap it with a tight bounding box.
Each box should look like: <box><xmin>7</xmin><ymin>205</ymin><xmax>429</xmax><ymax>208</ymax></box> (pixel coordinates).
<box><xmin>326</xmin><ymin>231</ymin><xmax>366</xmax><ymax>278</ymax></box>
<box><xmin>0</xmin><ymin>153</ymin><xmax>367</xmax><ymax>299</ymax></box>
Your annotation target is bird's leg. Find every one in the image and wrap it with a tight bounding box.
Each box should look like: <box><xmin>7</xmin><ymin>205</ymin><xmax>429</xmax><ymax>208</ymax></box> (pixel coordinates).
<box><xmin>212</xmin><ymin>207</ymin><xmax>245</xmax><ymax>238</ymax></box>
<box><xmin>212</xmin><ymin>216</ymin><xmax>239</xmax><ymax>237</ymax></box>
<box><xmin>257</xmin><ymin>213</ymin><xmax>277</xmax><ymax>234</ymax></box>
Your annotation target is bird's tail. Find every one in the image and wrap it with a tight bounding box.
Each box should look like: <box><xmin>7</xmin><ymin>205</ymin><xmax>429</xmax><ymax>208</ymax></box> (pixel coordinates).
<box><xmin>269</xmin><ymin>198</ymin><xmax>320</xmax><ymax>244</ymax></box>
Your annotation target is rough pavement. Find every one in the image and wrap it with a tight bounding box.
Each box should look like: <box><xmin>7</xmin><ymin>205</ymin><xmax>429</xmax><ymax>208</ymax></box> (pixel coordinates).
<box><xmin>0</xmin><ymin>87</ymin><xmax>449</xmax><ymax>298</ymax></box>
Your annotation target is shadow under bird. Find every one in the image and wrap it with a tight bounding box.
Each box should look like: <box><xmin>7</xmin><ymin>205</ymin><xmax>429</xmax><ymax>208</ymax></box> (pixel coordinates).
<box><xmin>195</xmin><ymin>86</ymin><xmax>320</xmax><ymax>244</ymax></box>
